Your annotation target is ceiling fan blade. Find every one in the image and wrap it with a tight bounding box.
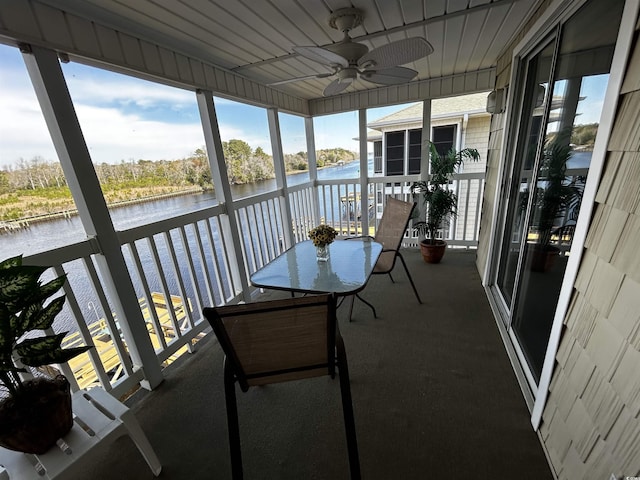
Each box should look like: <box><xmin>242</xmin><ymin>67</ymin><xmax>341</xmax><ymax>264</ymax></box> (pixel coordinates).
<box><xmin>269</xmin><ymin>72</ymin><xmax>333</xmax><ymax>86</ymax></box>
<box><xmin>360</xmin><ymin>66</ymin><xmax>419</xmax><ymax>85</ymax></box>
<box><xmin>293</xmin><ymin>46</ymin><xmax>349</xmax><ymax>68</ymax></box>
<box><xmin>323</xmin><ymin>79</ymin><xmax>351</xmax><ymax>96</ymax></box>
<box><xmin>358</xmin><ymin>38</ymin><xmax>433</xmax><ymax>70</ymax></box>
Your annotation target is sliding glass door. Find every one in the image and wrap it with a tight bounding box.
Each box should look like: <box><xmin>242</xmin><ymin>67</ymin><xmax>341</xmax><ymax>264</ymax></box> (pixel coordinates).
<box><xmin>492</xmin><ymin>0</ymin><xmax>624</xmax><ymax>386</ymax></box>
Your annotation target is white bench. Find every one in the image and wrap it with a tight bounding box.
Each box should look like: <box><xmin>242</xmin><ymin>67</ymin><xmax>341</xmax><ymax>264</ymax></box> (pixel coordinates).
<box><xmin>0</xmin><ymin>387</ymin><xmax>161</xmax><ymax>479</ymax></box>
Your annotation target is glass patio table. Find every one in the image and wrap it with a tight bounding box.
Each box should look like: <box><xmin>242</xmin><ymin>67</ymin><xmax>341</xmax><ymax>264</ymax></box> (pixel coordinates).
<box><xmin>250</xmin><ymin>238</ymin><xmax>382</xmax><ymax>318</ymax></box>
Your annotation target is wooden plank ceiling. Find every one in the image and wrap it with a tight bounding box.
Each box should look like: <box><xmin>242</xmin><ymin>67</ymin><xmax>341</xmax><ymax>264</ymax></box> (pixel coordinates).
<box><xmin>40</xmin><ymin>0</ymin><xmax>541</xmax><ymax>101</ymax></box>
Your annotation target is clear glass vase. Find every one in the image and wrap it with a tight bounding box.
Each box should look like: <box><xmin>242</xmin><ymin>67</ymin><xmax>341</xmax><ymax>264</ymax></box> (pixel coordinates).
<box><xmin>316</xmin><ymin>244</ymin><xmax>329</xmax><ymax>262</ymax></box>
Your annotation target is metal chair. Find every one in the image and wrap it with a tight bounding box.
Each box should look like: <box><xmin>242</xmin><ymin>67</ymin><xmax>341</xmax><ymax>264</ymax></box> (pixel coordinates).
<box><xmin>348</xmin><ymin>197</ymin><xmax>422</xmax><ymax>320</ymax></box>
<box><xmin>203</xmin><ymin>294</ymin><xmax>360</xmax><ymax>480</ymax></box>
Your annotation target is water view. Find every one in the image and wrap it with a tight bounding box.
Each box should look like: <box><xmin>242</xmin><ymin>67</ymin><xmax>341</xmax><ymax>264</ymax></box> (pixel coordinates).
<box><xmin>0</xmin><ymin>160</ymin><xmax>367</xmax><ymax>341</ymax></box>
<box><xmin>0</xmin><ymin>160</ymin><xmax>365</xmax><ymax>260</ymax></box>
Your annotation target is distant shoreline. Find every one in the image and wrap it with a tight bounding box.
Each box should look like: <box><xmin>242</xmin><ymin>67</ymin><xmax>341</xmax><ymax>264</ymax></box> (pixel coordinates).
<box><xmin>0</xmin><ymin>186</ymin><xmax>204</xmax><ymax>233</ymax></box>
<box><xmin>0</xmin><ymin>159</ymin><xmax>361</xmax><ymax>233</ymax></box>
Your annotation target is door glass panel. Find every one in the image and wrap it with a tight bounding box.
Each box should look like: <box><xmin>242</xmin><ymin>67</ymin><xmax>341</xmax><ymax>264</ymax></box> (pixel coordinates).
<box><xmin>497</xmin><ymin>0</ymin><xmax>624</xmax><ymax>384</ymax></box>
<box><xmin>496</xmin><ymin>40</ymin><xmax>555</xmax><ymax>309</ymax></box>
<box><xmin>512</xmin><ymin>0</ymin><xmax>623</xmax><ymax>382</ymax></box>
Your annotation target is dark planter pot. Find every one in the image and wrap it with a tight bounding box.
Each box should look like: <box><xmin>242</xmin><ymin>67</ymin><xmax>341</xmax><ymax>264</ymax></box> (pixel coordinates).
<box><xmin>420</xmin><ymin>239</ymin><xmax>447</xmax><ymax>264</ymax></box>
<box><xmin>0</xmin><ymin>375</ymin><xmax>73</xmax><ymax>454</ymax></box>
<box><xmin>529</xmin><ymin>244</ymin><xmax>560</xmax><ymax>272</ymax></box>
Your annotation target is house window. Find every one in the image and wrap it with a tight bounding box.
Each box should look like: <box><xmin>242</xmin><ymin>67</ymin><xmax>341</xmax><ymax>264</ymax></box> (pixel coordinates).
<box><xmin>432</xmin><ymin>125</ymin><xmax>456</xmax><ymax>157</ymax></box>
<box><xmin>383</xmin><ymin>124</ymin><xmax>457</xmax><ymax>176</ymax></box>
<box><xmin>373</xmin><ymin>140</ymin><xmax>382</xmax><ymax>173</ymax></box>
<box><xmin>408</xmin><ymin>129</ymin><xmax>422</xmax><ymax>174</ymax></box>
<box><xmin>385</xmin><ymin>131</ymin><xmax>405</xmax><ymax>175</ymax></box>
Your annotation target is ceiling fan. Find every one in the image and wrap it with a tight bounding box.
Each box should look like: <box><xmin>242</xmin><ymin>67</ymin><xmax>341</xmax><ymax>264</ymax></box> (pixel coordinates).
<box><xmin>271</xmin><ymin>7</ymin><xmax>434</xmax><ymax>96</ymax></box>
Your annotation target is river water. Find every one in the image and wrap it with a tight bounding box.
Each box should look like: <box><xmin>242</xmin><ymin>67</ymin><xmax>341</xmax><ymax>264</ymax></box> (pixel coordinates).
<box><xmin>0</xmin><ymin>161</ymin><xmax>366</xmax><ymax>333</ymax></box>
<box><xmin>0</xmin><ymin>160</ymin><xmax>365</xmax><ymax>259</ymax></box>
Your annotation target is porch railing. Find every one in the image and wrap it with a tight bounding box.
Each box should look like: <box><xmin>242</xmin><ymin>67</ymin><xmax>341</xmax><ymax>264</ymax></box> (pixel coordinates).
<box><xmin>21</xmin><ymin>170</ymin><xmax>483</xmax><ymax>398</ymax></box>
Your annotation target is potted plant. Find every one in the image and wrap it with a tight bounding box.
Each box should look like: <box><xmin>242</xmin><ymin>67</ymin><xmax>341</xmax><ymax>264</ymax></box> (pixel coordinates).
<box><xmin>411</xmin><ymin>143</ymin><xmax>480</xmax><ymax>263</ymax></box>
<box><xmin>526</xmin><ymin>138</ymin><xmax>583</xmax><ymax>272</ymax></box>
<box><xmin>0</xmin><ymin>255</ymin><xmax>91</xmax><ymax>454</ymax></box>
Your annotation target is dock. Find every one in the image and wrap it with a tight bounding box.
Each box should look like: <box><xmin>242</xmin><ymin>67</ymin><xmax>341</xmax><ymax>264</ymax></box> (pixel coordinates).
<box><xmin>61</xmin><ymin>293</ymin><xmax>200</xmax><ymax>390</ymax></box>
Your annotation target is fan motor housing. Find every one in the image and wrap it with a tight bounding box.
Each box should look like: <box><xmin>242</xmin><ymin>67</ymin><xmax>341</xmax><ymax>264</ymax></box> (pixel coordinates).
<box><xmin>326</xmin><ymin>41</ymin><xmax>368</xmax><ymax>63</ymax></box>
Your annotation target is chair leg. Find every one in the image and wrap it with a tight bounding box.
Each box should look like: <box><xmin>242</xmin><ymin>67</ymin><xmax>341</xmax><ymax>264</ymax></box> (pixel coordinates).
<box><xmin>397</xmin><ymin>253</ymin><xmax>422</xmax><ymax>304</ymax></box>
<box><xmin>224</xmin><ymin>360</ymin><xmax>244</xmax><ymax>480</ymax></box>
<box><xmin>335</xmin><ymin>333</ymin><xmax>361</xmax><ymax>480</ymax></box>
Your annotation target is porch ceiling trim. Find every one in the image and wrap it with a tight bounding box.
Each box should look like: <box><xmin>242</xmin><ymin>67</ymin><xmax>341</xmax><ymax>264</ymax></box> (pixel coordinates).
<box><xmin>308</xmin><ymin>68</ymin><xmax>496</xmax><ymax>116</ymax></box>
<box><xmin>0</xmin><ymin>0</ymin><xmax>497</xmax><ymax>118</ymax></box>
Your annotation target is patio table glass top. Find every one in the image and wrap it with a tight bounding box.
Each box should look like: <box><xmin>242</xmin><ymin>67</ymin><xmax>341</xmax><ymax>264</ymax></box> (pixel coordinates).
<box><xmin>250</xmin><ymin>238</ymin><xmax>382</xmax><ymax>295</ymax></box>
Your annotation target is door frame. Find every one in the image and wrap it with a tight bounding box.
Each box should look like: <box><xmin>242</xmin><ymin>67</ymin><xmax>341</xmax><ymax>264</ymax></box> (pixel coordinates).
<box><xmin>483</xmin><ymin>0</ymin><xmax>640</xmax><ymax>428</ymax></box>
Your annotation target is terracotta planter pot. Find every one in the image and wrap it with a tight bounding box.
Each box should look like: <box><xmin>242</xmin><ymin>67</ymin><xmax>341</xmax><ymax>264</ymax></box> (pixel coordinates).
<box><xmin>0</xmin><ymin>375</ymin><xmax>73</xmax><ymax>454</ymax></box>
<box><xmin>420</xmin><ymin>239</ymin><xmax>447</xmax><ymax>264</ymax></box>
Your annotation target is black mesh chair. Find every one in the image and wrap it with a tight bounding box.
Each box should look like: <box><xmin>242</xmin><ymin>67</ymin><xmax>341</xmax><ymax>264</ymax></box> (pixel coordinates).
<box><xmin>203</xmin><ymin>294</ymin><xmax>360</xmax><ymax>480</ymax></box>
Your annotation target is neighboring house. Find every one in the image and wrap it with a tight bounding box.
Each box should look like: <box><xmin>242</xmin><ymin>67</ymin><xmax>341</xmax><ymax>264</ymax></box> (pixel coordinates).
<box><xmin>367</xmin><ymin>91</ymin><xmax>491</xmax><ymax>176</ymax></box>
<box><xmin>366</xmin><ymin>92</ymin><xmax>491</xmax><ymax>242</ymax></box>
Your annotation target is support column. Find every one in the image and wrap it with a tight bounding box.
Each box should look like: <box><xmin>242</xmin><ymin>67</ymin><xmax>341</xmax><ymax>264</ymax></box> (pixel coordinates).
<box><xmin>358</xmin><ymin>109</ymin><xmax>369</xmax><ymax>236</ymax></box>
<box><xmin>305</xmin><ymin>117</ymin><xmax>322</xmax><ymax>224</ymax></box>
<box><xmin>196</xmin><ymin>90</ymin><xmax>250</xmax><ymax>302</ymax></box>
<box><xmin>23</xmin><ymin>45</ymin><xmax>163</xmax><ymax>390</ymax></box>
<box><xmin>420</xmin><ymin>99</ymin><xmax>432</xmax><ymax>181</ymax></box>
<box><xmin>267</xmin><ymin>108</ymin><xmax>294</xmax><ymax>248</ymax></box>
<box><xmin>415</xmin><ymin>99</ymin><xmax>433</xmax><ymax>235</ymax></box>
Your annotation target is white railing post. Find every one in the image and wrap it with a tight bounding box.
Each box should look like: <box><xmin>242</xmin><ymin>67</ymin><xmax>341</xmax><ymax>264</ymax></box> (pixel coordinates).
<box><xmin>22</xmin><ymin>45</ymin><xmax>164</xmax><ymax>390</ymax></box>
<box><xmin>358</xmin><ymin>109</ymin><xmax>369</xmax><ymax>236</ymax></box>
<box><xmin>268</xmin><ymin>108</ymin><xmax>294</xmax><ymax>248</ymax></box>
<box><xmin>196</xmin><ymin>90</ymin><xmax>250</xmax><ymax>302</ymax></box>
<box><xmin>305</xmin><ymin>117</ymin><xmax>321</xmax><ymax>224</ymax></box>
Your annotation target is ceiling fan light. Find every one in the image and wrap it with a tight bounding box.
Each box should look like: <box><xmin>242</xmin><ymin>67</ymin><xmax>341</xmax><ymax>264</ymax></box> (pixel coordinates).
<box><xmin>337</xmin><ymin>68</ymin><xmax>357</xmax><ymax>82</ymax></box>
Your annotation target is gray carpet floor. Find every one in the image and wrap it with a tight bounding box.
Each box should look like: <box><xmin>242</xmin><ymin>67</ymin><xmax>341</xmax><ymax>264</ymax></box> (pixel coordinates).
<box><xmin>68</xmin><ymin>249</ymin><xmax>554</xmax><ymax>480</ymax></box>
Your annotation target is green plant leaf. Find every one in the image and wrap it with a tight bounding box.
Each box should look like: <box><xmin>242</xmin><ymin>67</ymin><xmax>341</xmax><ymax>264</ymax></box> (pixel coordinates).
<box><xmin>15</xmin><ymin>332</ymin><xmax>66</xmax><ymax>358</ymax></box>
<box><xmin>20</xmin><ymin>295</ymin><xmax>66</xmax><ymax>332</ymax></box>
<box><xmin>0</xmin><ymin>255</ymin><xmax>22</xmax><ymax>270</ymax></box>
<box><xmin>0</xmin><ymin>266</ymin><xmax>44</xmax><ymax>305</ymax></box>
<box><xmin>20</xmin><ymin>345</ymin><xmax>92</xmax><ymax>367</ymax></box>
<box><xmin>38</xmin><ymin>275</ymin><xmax>66</xmax><ymax>299</ymax></box>
<box><xmin>0</xmin><ymin>314</ymin><xmax>12</xmax><ymax>350</ymax></box>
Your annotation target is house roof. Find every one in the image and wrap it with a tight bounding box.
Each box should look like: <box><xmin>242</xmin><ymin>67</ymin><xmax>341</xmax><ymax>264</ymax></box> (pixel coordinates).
<box><xmin>367</xmin><ymin>91</ymin><xmax>491</xmax><ymax>130</ymax></box>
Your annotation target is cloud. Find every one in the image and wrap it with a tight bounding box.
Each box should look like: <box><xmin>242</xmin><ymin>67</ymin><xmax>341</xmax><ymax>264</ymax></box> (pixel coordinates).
<box><xmin>0</xmin><ymin>45</ymin><xmax>364</xmax><ymax>169</ymax></box>
<box><xmin>75</xmin><ymin>104</ymin><xmax>205</xmax><ymax>162</ymax></box>
<box><xmin>64</xmin><ymin>71</ymin><xmax>194</xmax><ymax>111</ymax></box>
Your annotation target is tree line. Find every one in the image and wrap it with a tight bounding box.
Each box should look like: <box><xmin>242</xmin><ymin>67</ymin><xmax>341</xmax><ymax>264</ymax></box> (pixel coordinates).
<box><xmin>0</xmin><ymin>141</ymin><xmax>356</xmax><ymax>220</ymax></box>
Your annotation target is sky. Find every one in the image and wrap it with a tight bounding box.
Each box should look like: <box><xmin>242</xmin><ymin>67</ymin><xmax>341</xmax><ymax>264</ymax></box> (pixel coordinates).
<box><xmin>0</xmin><ymin>43</ymin><xmax>401</xmax><ymax>169</ymax></box>
<box><xmin>0</xmin><ymin>41</ymin><xmax>609</xmax><ymax>169</ymax></box>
